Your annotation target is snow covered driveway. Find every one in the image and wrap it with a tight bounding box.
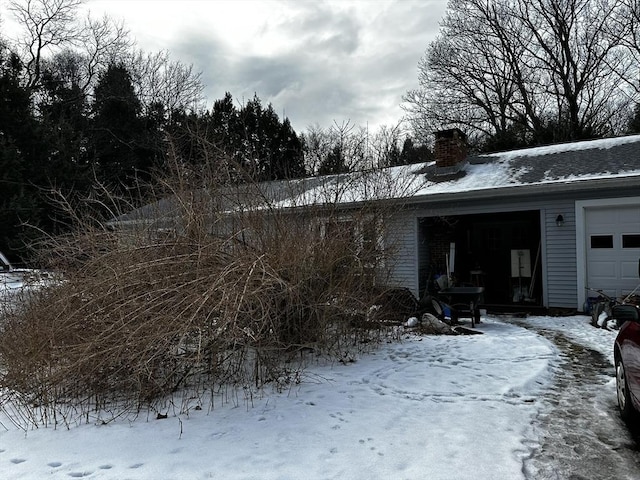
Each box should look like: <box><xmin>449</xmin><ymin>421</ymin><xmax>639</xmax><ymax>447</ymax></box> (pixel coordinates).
<box><xmin>515</xmin><ymin>316</ymin><xmax>640</xmax><ymax>480</ymax></box>
<box><xmin>0</xmin><ymin>315</ymin><xmax>637</xmax><ymax>479</ymax></box>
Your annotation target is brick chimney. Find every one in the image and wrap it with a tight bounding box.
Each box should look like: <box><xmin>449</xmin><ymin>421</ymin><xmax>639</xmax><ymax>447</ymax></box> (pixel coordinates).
<box><xmin>434</xmin><ymin>128</ymin><xmax>467</xmax><ymax>168</ymax></box>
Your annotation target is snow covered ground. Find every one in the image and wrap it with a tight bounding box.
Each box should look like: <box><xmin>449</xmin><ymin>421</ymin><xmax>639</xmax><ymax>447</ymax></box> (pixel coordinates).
<box><xmin>0</xmin><ymin>314</ymin><xmax>619</xmax><ymax>479</ymax></box>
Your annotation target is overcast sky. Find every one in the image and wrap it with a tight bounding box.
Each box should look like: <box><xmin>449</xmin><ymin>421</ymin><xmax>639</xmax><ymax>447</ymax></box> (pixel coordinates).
<box><xmin>6</xmin><ymin>0</ymin><xmax>449</xmax><ymax>133</ymax></box>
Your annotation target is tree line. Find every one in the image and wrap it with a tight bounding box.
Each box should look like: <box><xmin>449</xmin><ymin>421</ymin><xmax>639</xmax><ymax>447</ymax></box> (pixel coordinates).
<box><xmin>0</xmin><ymin>0</ymin><xmax>425</xmax><ymax>262</ymax></box>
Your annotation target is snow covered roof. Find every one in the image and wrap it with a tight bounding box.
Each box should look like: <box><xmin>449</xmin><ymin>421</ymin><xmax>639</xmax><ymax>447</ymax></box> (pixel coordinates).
<box><xmin>112</xmin><ymin>134</ymin><xmax>640</xmax><ymax>224</ymax></box>
<box><xmin>274</xmin><ymin>134</ymin><xmax>640</xmax><ymax>208</ymax></box>
<box><xmin>469</xmin><ymin>134</ymin><xmax>640</xmax><ymax>187</ymax></box>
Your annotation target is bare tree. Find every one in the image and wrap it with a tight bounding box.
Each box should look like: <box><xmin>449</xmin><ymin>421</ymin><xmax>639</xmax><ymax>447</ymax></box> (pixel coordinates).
<box><xmin>404</xmin><ymin>0</ymin><xmax>527</xmax><ymax>145</ymax></box>
<box><xmin>303</xmin><ymin>121</ymin><xmax>380</xmax><ymax>174</ymax></box>
<box><xmin>8</xmin><ymin>0</ymin><xmax>83</xmax><ymax>89</ymax></box>
<box><xmin>404</xmin><ymin>0</ymin><xmax>632</xmax><ymax>148</ymax></box>
<box><xmin>125</xmin><ymin>49</ymin><xmax>204</xmax><ymax>116</ymax></box>
<box><xmin>303</xmin><ymin>121</ymin><xmax>408</xmax><ymax>174</ymax></box>
<box><xmin>8</xmin><ymin>0</ymin><xmax>202</xmax><ymax>113</ymax></box>
<box><xmin>615</xmin><ymin>0</ymin><xmax>640</xmax><ymax>102</ymax></box>
<box><xmin>514</xmin><ymin>0</ymin><xmax>627</xmax><ymax>140</ymax></box>
<box><xmin>301</xmin><ymin>124</ymin><xmax>328</xmax><ymax>174</ymax></box>
<box><xmin>78</xmin><ymin>12</ymin><xmax>132</xmax><ymax>93</ymax></box>
<box><xmin>329</xmin><ymin>120</ymin><xmax>368</xmax><ymax>172</ymax></box>
<box><xmin>39</xmin><ymin>14</ymin><xmax>131</xmax><ymax>95</ymax></box>
<box><xmin>367</xmin><ymin>123</ymin><xmax>404</xmax><ymax>168</ymax></box>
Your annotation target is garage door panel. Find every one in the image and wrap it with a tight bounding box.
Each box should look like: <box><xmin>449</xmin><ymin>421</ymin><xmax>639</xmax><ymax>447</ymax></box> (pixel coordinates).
<box><xmin>586</xmin><ymin>205</ymin><xmax>640</xmax><ymax>298</ymax></box>
<box><xmin>619</xmin><ymin>209</ymin><xmax>640</xmax><ymax>223</ymax></box>
<box><xmin>622</xmin><ymin>260</ymin><xmax>640</xmax><ymax>279</ymax></box>
<box><xmin>587</xmin><ymin>209</ymin><xmax>617</xmax><ymax>226</ymax></box>
<box><xmin>588</xmin><ymin>261</ymin><xmax>616</xmax><ymax>278</ymax></box>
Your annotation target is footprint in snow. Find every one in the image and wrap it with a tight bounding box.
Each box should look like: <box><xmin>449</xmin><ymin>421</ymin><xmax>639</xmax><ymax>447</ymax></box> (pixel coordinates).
<box><xmin>10</xmin><ymin>458</ymin><xmax>26</xmax><ymax>464</ymax></box>
<box><xmin>48</xmin><ymin>462</ymin><xmax>62</xmax><ymax>468</ymax></box>
<box><xmin>68</xmin><ymin>471</ymin><xmax>93</xmax><ymax>478</ymax></box>
<box><xmin>99</xmin><ymin>464</ymin><xmax>113</xmax><ymax>469</ymax></box>
<box><xmin>129</xmin><ymin>463</ymin><xmax>144</xmax><ymax>469</ymax></box>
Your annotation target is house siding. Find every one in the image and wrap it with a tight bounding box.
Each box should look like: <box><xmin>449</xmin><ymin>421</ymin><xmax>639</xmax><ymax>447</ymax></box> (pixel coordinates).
<box><xmin>541</xmin><ymin>188</ymin><xmax>639</xmax><ymax>309</ymax></box>
<box><xmin>541</xmin><ymin>202</ymin><xmax>577</xmax><ymax>308</ymax></box>
<box><xmin>384</xmin><ymin>210</ymin><xmax>419</xmax><ymax>296</ymax></box>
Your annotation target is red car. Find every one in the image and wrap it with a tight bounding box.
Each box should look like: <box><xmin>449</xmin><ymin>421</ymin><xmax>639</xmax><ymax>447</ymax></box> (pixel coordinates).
<box><xmin>614</xmin><ymin>303</ymin><xmax>640</xmax><ymax>420</ymax></box>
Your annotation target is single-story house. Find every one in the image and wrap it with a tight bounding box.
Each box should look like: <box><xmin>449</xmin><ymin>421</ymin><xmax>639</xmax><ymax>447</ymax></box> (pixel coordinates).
<box><xmin>384</xmin><ymin>129</ymin><xmax>640</xmax><ymax>311</ymax></box>
<box><xmin>112</xmin><ymin>129</ymin><xmax>640</xmax><ymax>312</ymax></box>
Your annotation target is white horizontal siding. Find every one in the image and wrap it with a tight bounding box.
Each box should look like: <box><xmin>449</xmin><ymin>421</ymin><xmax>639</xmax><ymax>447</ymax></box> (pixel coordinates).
<box><xmin>384</xmin><ymin>210</ymin><xmax>419</xmax><ymax>297</ymax></box>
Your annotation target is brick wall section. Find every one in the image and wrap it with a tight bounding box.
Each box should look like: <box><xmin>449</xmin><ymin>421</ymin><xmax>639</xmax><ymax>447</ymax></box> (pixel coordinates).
<box><xmin>434</xmin><ymin>129</ymin><xmax>467</xmax><ymax>168</ymax></box>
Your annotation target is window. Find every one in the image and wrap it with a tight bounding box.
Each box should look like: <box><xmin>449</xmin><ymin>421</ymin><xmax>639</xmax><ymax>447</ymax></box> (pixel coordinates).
<box><xmin>623</xmin><ymin>234</ymin><xmax>640</xmax><ymax>249</ymax></box>
<box><xmin>320</xmin><ymin>215</ymin><xmax>385</xmax><ymax>266</ymax></box>
<box><xmin>361</xmin><ymin>221</ymin><xmax>379</xmax><ymax>254</ymax></box>
<box><xmin>324</xmin><ymin>219</ymin><xmax>356</xmax><ymax>248</ymax></box>
<box><xmin>590</xmin><ymin>235</ymin><xmax>613</xmax><ymax>249</ymax></box>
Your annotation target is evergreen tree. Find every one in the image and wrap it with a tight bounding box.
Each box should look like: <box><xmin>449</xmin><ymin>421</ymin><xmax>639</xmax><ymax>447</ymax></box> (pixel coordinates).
<box><xmin>0</xmin><ymin>44</ymin><xmax>45</xmax><ymax>260</ymax></box>
<box><xmin>398</xmin><ymin>138</ymin><xmax>432</xmax><ymax>165</ymax></box>
<box><xmin>211</xmin><ymin>92</ymin><xmax>305</xmax><ymax>181</ymax></box>
<box><xmin>39</xmin><ymin>55</ymin><xmax>91</xmax><ymax>192</ymax></box>
<box><xmin>276</xmin><ymin>117</ymin><xmax>305</xmax><ymax>179</ymax></box>
<box><xmin>627</xmin><ymin>103</ymin><xmax>640</xmax><ymax>134</ymax></box>
<box><xmin>385</xmin><ymin>142</ymin><xmax>402</xmax><ymax>167</ymax></box>
<box><xmin>318</xmin><ymin>145</ymin><xmax>348</xmax><ymax>175</ymax></box>
<box><xmin>89</xmin><ymin>64</ymin><xmax>157</xmax><ymax>189</ymax></box>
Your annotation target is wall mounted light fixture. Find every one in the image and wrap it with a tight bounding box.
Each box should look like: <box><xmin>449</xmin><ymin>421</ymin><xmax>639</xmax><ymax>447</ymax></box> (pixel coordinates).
<box><xmin>556</xmin><ymin>214</ymin><xmax>564</xmax><ymax>227</ymax></box>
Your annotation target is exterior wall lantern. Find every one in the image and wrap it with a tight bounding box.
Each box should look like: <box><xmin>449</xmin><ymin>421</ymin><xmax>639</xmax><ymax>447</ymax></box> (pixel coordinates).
<box><xmin>556</xmin><ymin>214</ymin><xmax>565</xmax><ymax>227</ymax></box>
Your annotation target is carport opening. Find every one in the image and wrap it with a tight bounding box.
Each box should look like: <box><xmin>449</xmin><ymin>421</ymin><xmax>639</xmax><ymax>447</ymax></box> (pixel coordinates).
<box><xmin>418</xmin><ymin>210</ymin><xmax>542</xmax><ymax>307</ymax></box>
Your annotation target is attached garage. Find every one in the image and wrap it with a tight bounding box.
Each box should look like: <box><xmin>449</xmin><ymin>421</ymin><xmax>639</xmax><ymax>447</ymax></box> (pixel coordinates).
<box><xmin>389</xmin><ymin>132</ymin><xmax>640</xmax><ymax>313</ymax></box>
<box><xmin>577</xmin><ymin>198</ymin><xmax>640</xmax><ymax>308</ymax></box>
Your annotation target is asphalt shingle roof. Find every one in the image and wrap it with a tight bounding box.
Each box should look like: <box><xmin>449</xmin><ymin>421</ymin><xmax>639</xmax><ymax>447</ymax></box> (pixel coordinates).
<box><xmin>113</xmin><ymin>134</ymin><xmax>640</xmax><ymax>224</ymax></box>
<box><xmin>474</xmin><ymin>134</ymin><xmax>640</xmax><ymax>185</ymax></box>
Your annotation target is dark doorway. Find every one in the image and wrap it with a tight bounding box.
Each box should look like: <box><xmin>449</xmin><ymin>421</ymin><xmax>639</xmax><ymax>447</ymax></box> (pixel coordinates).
<box><xmin>418</xmin><ymin>210</ymin><xmax>542</xmax><ymax>306</ymax></box>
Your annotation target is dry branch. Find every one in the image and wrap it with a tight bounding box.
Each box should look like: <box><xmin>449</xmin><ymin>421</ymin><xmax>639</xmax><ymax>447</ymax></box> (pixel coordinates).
<box><xmin>0</xmin><ymin>153</ymin><xmax>418</xmax><ymax>428</ymax></box>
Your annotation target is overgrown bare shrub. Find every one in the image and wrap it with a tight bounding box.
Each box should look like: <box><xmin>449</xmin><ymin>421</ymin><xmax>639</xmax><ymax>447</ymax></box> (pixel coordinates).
<box><xmin>0</xmin><ymin>148</ymin><xmax>424</xmax><ymax>429</ymax></box>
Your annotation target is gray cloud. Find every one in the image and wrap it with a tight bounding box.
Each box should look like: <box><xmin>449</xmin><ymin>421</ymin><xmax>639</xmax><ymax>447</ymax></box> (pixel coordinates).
<box><xmin>156</xmin><ymin>0</ymin><xmax>448</xmax><ymax>133</ymax></box>
<box><xmin>275</xmin><ymin>2</ymin><xmax>362</xmax><ymax>56</ymax></box>
<box><xmin>2</xmin><ymin>0</ymin><xmax>447</xmax><ymax>133</ymax></box>
<box><xmin>235</xmin><ymin>56</ymin><xmax>307</xmax><ymax>98</ymax></box>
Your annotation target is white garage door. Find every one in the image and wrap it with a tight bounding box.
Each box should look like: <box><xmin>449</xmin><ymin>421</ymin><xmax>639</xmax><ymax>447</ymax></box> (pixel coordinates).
<box><xmin>586</xmin><ymin>205</ymin><xmax>640</xmax><ymax>299</ymax></box>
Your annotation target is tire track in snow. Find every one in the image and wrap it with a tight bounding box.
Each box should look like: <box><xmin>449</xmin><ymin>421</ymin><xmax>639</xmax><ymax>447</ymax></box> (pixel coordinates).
<box><xmin>515</xmin><ymin>323</ymin><xmax>640</xmax><ymax>480</ymax></box>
